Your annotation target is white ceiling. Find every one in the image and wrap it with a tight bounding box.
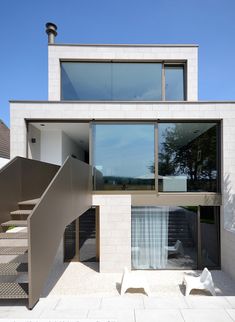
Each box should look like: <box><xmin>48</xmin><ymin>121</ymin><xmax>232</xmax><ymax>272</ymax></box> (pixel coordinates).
<box><xmin>31</xmin><ymin>122</ymin><xmax>89</xmax><ymax>150</ymax></box>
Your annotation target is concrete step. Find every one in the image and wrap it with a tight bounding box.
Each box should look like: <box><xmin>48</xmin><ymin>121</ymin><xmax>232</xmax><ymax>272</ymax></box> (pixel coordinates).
<box><xmin>18</xmin><ymin>198</ymin><xmax>40</xmax><ymax>210</ymax></box>
<box><xmin>1</xmin><ymin>221</ymin><xmax>27</xmax><ymax>230</ymax></box>
<box><xmin>0</xmin><ymin>233</ymin><xmax>28</xmax><ymax>239</ymax></box>
<box><xmin>10</xmin><ymin>210</ymin><xmax>32</xmax><ymax>216</ymax></box>
<box><xmin>0</xmin><ymin>247</ymin><xmax>28</xmax><ymax>255</ymax></box>
<box><xmin>0</xmin><ymin>254</ymin><xmax>28</xmax><ymax>264</ymax></box>
<box><xmin>18</xmin><ymin>198</ymin><xmax>40</xmax><ymax>206</ymax></box>
<box><xmin>0</xmin><ymin>263</ymin><xmax>28</xmax><ymax>275</ymax></box>
<box><xmin>0</xmin><ymin>282</ymin><xmax>28</xmax><ymax>299</ymax></box>
<box><xmin>0</xmin><ymin>239</ymin><xmax>28</xmax><ymax>247</ymax></box>
<box><xmin>10</xmin><ymin>210</ymin><xmax>32</xmax><ymax>220</ymax></box>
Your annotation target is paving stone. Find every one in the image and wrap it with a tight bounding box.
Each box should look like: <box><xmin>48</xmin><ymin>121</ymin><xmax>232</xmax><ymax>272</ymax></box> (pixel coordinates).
<box><xmin>143</xmin><ymin>296</ymin><xmax>189</xmax><ymax>309</ymax></box>
<box><xmin>181</xmin><ymin>308</ymin><xmax>233</xmax><ymax>322</ymax></box>
<box><xmin>226</xmin><ymin>297</ymin><xmax>235</xmax><ymax>308</ymax></box>
<box><xmin>135</xmin><ymin>308</ymin><xmax>184</xmax><ymax>322</ymax></box>
<box><xmin>55</xmin><ymin>296</ymin><xmax>102</xmax><ymax>310</ymax></box>
<box><xmin>88</xmin><ymin>308</ymin><xmax>134</xmax><ymax>322</ymax></box>
<box><xmin>226</xmin><ymin>309</ymin><xmax>235</xmax><ymax>321</ymax></box>
<box><xmin>185</xmin><ymin>296</ymin><xmax>232</xmax><ymax>309</ymax></box>
<box><xmin>101</xmin><ymin>295</ymin><xmax>144</xmax><ymax>309</ymax></box>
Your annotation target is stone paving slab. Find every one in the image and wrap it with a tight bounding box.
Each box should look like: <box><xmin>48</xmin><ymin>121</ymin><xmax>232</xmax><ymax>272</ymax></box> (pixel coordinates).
<box><xmin>226</xmin><ymin>297</ymin><xmax>235</xmax><ymax>308</ymax></box>
<box><xmin>88</xmin><ymin>309</ymin><xmax>134</xmax><ymax>322</ymax></box>
<box><xmin>227</xmin><ymin>309</ymin><xmax>235</xmax><ymax>321</ymax></box>
<box><xmin>181</xmin><ymin>308</ymin><xmax>234</xmax><ymax>322</ymax></box>
<box><xmin>55</xmin><ymin>297</ymin><xmax>102</xmax><ymax>310</ymax></box>
<box><xmin>101</xmin><ymin>296</ymin><xmax>144</xmax><ymax>309</ymax></box>
<box><xmin>135</xmin><ymin>308</ymin><xmax>184</xmax><ymax>322</ymax></box>
<box><xmin>143</xmin><ymin>296</ymin><xmax>188</xmax><ymax>309</ymax></box>
<box><xmin>184</xmin><ymin>296</ymin><xmax>232</xmax><ymax>309</ymax></box>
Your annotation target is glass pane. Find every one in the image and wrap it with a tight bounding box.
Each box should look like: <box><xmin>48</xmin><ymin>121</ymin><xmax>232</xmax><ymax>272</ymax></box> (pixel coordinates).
<box><xmin>112</xmin><ymin>63</ymin><xmax>162</xmax><ymax>100</ymax></box>
<box><xmin>64</xmin><ymin>220</ymin><xmax>76</xmax><ymax>261</ymax></box>
<box><xmin>93</xmin><ymin>124</ymin><xmax>155</xmax><ymax>190</ymax></box>
<box><xmin>131</xmin><ymin>206</ymin><xmax>197</xmax><ymax>269</ymax></box>
<box><xmin>200</xmin><ymin>206</ymin><xmax>220</xmax><ymax>268</ymax></box>
<box><xmin>79</xmin><ymin>208</ymin><xmax>97</xmax><ymax>262</ymax></box>
<box><xmin>61</xmin><ymin>62</ymin><xmax>112</xmax><ymax>100</ymax></box>
<box><xmin>158</xmin><ymin>123</ymin><xmax>218</xmax><ymax>192</ymax></box>
<box><xmin>165</xmin><ymin>66</ymin><xmax>184</xmax><ymax>100</ymax></box>
<box><xmin>61</xmin><ymin>62</ymin><xmax>162</xmax><ymax>101</ymax></box>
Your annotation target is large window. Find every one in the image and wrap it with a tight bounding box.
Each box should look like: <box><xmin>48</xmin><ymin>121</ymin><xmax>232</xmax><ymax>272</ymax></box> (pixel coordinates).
<box><xmin>131</xmin><ymin>206</ymin><xmax>220</xmax><ymax>270</ymax></box>
<box><xmin>93</xmin><ymin>123</ymin><xmax>155</xmax><ymax>190</ymax></box>
<box><xmin>158</xmin><ymin>122</ymin><xmax>219</xmax><ymax>192</ymax></box>
<box><xmin>92</xmin><ymin>122</ymin><xmax>220</xmax><ymax>192</ymax></box>
<box><xmin>61</xmin><ymin>62</ymin><xmax>185</xmax><ymax>101</ymax></box>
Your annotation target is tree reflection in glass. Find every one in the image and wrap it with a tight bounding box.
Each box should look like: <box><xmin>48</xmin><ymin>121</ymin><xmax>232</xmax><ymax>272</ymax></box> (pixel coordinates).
<box><xmin>158</xmin><ymin>123</ymin><xmax>218</xmax><ymax>192</ymax></box>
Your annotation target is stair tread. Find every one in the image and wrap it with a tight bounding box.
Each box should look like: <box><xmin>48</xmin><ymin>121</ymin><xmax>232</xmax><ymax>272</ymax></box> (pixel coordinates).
<box><xmin>0</xmin><ymin>263</ymin><xmax>28</xmax><ymax>275</ymax></box>
<box><xmin>1</xmin><ymin>220</ymin><xmax>27</xmax><ymax>227</ymax></box>
<box><xmin>0</xmin><ymin>282</ymin><xmax>28</xmax><ymax>298</ymax></box>
<box><xmin>0</xmin><ymin>233</ymin><xmax>27</xmax><ymax>239</ymax></box>
<box><xmin>18</xmin><ymin>198</ymin><xmax>40</xmax><ymax>206</ymax></box>
<box><xmin>0</xmin><ymin>247</ymin><xmax>28</xmax><ymax>255</ymax></box>
<box><xmin>10</xmin><ymin>210</ymin><xmax>32</xmax><ymax>215</ymax></box>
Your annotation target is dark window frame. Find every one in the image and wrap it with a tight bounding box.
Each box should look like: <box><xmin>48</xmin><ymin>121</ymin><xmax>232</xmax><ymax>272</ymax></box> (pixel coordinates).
<box><xmin>60</xmin><ymin>60</ymin><xmax>187</xmax><ymax>102</ymax></box>
<box><xmin>131</xmin><ymin>205</ymin><xmax>221</xmax><ymax>271</ymax></box>
<box><xmin>91</xmin><ymin>120</ymin><xmax>221</xmax><ymax>195</ymax></box>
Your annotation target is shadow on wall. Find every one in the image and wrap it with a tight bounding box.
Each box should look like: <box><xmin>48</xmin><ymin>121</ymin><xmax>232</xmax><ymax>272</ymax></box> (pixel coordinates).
<box><xmin>223</xmin><ymin>174</ymin><xmax>235</xmax><ymax>232</ymax></box>
<box><xmin>42</xmin><ymin>241</ymin><xmax>69</xmax><ymax>297</ymax></box>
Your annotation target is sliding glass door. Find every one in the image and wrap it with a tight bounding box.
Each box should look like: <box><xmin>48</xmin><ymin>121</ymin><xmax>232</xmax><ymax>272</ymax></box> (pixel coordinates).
<box><xmin>131</xmin><ymin>206</ymin><xmax>219</xmax><ymax>270</ymax></box>
<box><xmin>132</xmin><ymin>207</ymin><xmax>169</xmax><ymax>269</ymax></box>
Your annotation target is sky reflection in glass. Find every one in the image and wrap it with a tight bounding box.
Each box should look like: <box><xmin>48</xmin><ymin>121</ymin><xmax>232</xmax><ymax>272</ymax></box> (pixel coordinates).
<box><xmin>61</xmin><ymin>62</ymin><xmax>162</xmax><ymax>101</ymax></box>
<box><xmin>93</xmin><ymin>124</ymin><xmax>155</xmax><ymax>190</ymax></box>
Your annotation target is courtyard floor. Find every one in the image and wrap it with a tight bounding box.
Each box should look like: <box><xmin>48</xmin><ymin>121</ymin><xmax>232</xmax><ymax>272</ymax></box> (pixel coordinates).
<box><xmin>1</xmin><ymin>261</ymin><xmax>235</xmax><ymax>321</ymax></box>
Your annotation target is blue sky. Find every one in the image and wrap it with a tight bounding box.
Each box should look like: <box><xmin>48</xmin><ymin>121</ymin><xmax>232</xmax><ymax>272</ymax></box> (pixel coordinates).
<box><xmin>0</xmin><ymin>0</ymin><xmax>235</xmax><ymax>127</ymax></box>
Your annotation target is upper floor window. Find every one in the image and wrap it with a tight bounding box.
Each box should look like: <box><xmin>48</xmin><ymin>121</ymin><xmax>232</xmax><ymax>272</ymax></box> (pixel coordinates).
<box><xmin>61</xmin><ymin>62</ymin><xmax>186</xmax><ymax>101</ymax></box>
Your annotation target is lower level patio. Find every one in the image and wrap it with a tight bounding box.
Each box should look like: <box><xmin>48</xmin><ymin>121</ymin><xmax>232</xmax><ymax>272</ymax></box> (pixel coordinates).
<box><xmin>1</xmin><ymin>258</ymin><xmax>235</xmax><ymax>321</ymax></box>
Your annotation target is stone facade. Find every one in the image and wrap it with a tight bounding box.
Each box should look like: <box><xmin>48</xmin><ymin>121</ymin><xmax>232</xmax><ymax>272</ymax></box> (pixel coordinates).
<box><xmin>9</xmin><ymin>44</ymin><xmax>235</xmax><ymax>276</ymax></box>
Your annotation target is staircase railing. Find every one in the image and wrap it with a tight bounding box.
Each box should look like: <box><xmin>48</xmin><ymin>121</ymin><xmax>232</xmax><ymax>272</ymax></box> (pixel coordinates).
<box><xmin>27</xmin><ymin>156</ymin><xmax>92</xmax><ymax>309</ymax></box>
<box><xmin>0</xmin><ymin>157</ymin><xmax>59</xmax><ymax>230</ymax></box>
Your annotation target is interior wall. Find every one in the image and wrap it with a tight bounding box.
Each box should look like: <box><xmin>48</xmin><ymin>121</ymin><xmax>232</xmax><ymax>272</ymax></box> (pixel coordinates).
<box><xmin>61</xmin><ymin>131</ymin><xmax>85</xmax><ymax>163</ymax></box>
<box><xmin>28</xmin><ymin>124</ymin><xmax>41</xmax><ymax>161</ymax></box>
<box><xmin>40</xmin><ymin>131</ymin><xmax>62</xmax><ymax>165</ymax></box>
<box><xmin>28</xmin><ymin>124</ymin><xmax>87</xmax><ymax>166</ymax></box>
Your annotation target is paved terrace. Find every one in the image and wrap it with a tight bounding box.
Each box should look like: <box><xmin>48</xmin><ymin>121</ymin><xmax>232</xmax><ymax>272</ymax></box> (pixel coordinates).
<box><xmin>1</xmin><ymin>262</ymin><xmax>235</xmax><ymax>321</ymax></box>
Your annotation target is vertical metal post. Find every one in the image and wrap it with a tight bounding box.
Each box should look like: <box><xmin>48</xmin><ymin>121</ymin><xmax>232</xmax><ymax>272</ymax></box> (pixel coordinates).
<box><xmin>95</xmin><ymin>206</ymin><xmax>100</xmax><ymax>262</ymax></box>
<box><xmin>162</xmin><ymin>63</ymin><xmax>165</xmax><ymax>101</ymax></box>
<box><xmin>155</xmin><ymin>123</ymin><xmax>158</xmax><ymax>193</ymax></box>
<box><xmin>197</xmin><ymin>206</ymin><xmax>202</xmax><ymax>269</ymax></box>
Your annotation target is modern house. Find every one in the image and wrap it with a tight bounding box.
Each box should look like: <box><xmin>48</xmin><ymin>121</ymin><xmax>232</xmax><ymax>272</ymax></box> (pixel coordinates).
<box><xmin>0</xmin><ymin>22</ymin><xmax>235</xmax><ymax>308</ymax></box>
<box><xmin>0</xmin><ymin>120</ymin><xmax>10</xmax><ymax>169</ymax></box>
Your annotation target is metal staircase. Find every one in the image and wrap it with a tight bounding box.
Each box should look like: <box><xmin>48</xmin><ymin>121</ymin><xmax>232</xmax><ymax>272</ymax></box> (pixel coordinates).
<box><xmin>0</xmin><ymin>156</ymin><xmax>92</xmax><ymax>309</ymax></box>
<box><xmin>0</xmin><ymin>198</ymin><xmax>39</xmax><ymax>300</ymax></box>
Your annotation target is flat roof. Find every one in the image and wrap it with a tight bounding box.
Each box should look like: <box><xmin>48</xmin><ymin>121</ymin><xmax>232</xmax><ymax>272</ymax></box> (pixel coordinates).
<box><xmin>48</xmin><ymin>43</ymin><xmax>198</xmax><ymax>48</ymax></box>
<box><xmin>9</xmin><ymin>100</ymin><xmax>235</xmax><ymax>104</ymax></box>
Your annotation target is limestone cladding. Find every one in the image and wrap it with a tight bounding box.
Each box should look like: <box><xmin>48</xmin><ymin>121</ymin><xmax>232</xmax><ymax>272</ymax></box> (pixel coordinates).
<box><xmin>92</xmin><ymin>195</ymin><xmax>131</xmax><ymax>273</ymax></box>
<box><xmin>9</xmin><ymin>101</ymin><xmax>235</xmax><ymax>276</ymax></box>
<box><xmin>48</xmin><ymin>45</ymin><xmax>198</xmax><ymax>101</ymax></box>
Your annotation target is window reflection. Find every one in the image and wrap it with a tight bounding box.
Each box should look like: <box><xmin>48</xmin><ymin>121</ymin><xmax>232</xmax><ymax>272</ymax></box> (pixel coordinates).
<box><xmin>93</xmin><ymin>124</ymin><xmax>155</xmax><ymax>190</ymax></box>
<box><xmin>158</xmin><ymin>123</ymin><xmax>218</xmax><ymax>192</ymax></box>
<box><xmin>131</xmin><ymin>206</ymin><xmax>197</xmax><ymax>269</ymax></box>
<box><xmin>61</xmin><ymin>62</ymin><xmax>162</xmax><ymax>101</ymax></box>
<box><xmin>165</xmin><ymin>65</ymin><xmax>185</xmax><ymax>101</ymax></box>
